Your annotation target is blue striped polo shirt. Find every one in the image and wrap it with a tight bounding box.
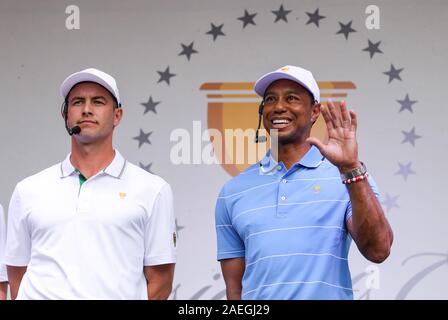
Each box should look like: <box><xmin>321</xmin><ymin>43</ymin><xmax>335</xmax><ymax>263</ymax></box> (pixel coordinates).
<box><xmin>215</xmin><ymin>146</ymin><xmax>379</xmax><ymax>300</ymax></box>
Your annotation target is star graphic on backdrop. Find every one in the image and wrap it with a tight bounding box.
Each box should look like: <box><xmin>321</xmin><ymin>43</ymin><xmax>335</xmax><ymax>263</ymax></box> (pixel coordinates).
<box><xmin>133</xmin><ymin>129</ymin><xmax>152</xmax><ymax>148</ymax></box>
<box><xmin>336</xmin><ymin>21</ymin><xmax>356</xmax><ymax>39</ymax></box>
<box><xmin>397</xmin><ymin>94</ymin><xmax>417</xmax><ymax>113</ymax></box>
<box><xmin>272</xmin><ymin>4</ymin><xmax>291</xmax><ymax>23</ymax></box>
<box><xmin>139</xmin><ymin>162</ymin><xmax>154</xmax><ymax>174</ymax></box>
<box><xmin>238</xmin><ymin>9</ymin><xmax>257</xmax><ymax>28</ymax></box>
<box><xmin>206</xmin><ymin>23</ymin><xmax>225</xmax><ymax>41</ymax></box>
<box><xmin>363</xmin><ymin>40</ymin><xmax>383</xmax><ymax>59</ymax></box>
<box><xmin>382</xmin><ymin>193</ymin><xmax>400</xmax><ymax>213</ymax></box>
<box><xmin>157</xmin><ymin>66</ymin><xmax>176</xmax><ymax>85</ymax></box>
<box><xmin>178</xmin><ymin>42</ymin><xmax>198</xmax><ymax>61</ymax></box>
<box><xmin>176</xmin><ymin>219</ymin><xmax>185</xmax><ymax>233</ymax></box>
<box><xmin>383</xmin><ymin>64</ymin><xmax>403</xmax><ymax>83</ymax></box>
<box><xmin>141</xmin><ymin>96</ymin><xmax>160</xmax><ymax>114</ymax></box>
<box><xmin>306</xmin><ymin>8</ymin><xmax>325</xmax><ymax>27</ymax></box>
<box><xmin>395</xmin><ymin>161</ymin><xmax>416</xmax><ymax>181</ymax></box>
<box><xmin>402</xmin><ymin>127</ymin><xmax>422</xmax><ymax>147</ymax></box>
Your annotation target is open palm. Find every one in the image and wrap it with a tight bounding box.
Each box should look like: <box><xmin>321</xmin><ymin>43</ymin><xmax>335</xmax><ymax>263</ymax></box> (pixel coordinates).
<box><xmin>307</xmin><ymin>100</ymin><xmax>360</xmax><ymax>170</ymax></box>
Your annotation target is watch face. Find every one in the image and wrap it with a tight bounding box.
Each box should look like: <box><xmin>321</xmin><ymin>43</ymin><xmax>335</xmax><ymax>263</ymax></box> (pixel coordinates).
<box><xmin>341</xmin><ymin>163</ymin><xmax>367</xmax><ymax>180</ymax></box>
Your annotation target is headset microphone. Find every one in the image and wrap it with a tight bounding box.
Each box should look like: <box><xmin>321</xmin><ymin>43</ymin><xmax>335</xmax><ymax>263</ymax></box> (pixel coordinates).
<box><xmin>255</xmin><ymin>101</ymin><xmax>267</xmax><ymax>143</ymax></box>
<box><xmin>61</xmin><ymin>101</ymin><xmax>82</xmax><ymax>136</ymax></box>
<box><xmin>69</xmin><ymin>125</ymin><xmax>81</xmax><ymax>135</ymax></box>
<box><xmin>65</xmin><ymin>120</ymin><xmax>81</xmax><ymax>136</ymax></box>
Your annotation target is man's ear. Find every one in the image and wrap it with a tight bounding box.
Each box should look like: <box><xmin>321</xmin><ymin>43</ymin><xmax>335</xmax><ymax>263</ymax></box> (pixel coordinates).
<box><xmin>61</xmin><ymin>101</ymin><xmax>68</xmax><ymax>120</ymax></box>
<box><xmin>113</xmin><ymin>107</ymin><xmax>123</xmax><ymax>127</ymax></box>
<box><xmin>311</xmin><ymin>102</ymin><xmax>321</xmax><ymax>124</ymax></box>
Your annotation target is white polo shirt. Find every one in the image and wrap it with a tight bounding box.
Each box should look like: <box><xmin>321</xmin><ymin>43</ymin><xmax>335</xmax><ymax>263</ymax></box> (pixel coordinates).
<box><xmin>4</xmin><ymin>150</ymin><xmax>176</xmax><ymax>299</ymax></box>
<box><xmin>0</xmin><ymin>204</ymin><xmax>7</xmax><ymax>282</ymax></box>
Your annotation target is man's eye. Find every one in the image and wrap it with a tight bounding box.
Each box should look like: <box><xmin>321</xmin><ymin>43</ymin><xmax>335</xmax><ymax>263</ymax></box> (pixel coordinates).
<box><xmin>265</xmin><ymin>96</ymin><xmax>276</xmax><ymax>103</ymax></box>
<box><xmin>286</xmin><ymin>95</ymin><xmax>299</xmax><ymax>102</ymax></box>
<box><xmin>72</xmin><ymin>101</ymin><xmax>82</xmax><ymax>105</ymax></box>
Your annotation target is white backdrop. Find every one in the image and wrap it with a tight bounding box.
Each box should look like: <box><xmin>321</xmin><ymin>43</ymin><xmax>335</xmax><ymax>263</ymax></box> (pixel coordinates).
<box><xmin>0</xmin><ymin>0</ymin><xmax>447</xmax><ymax>299</ymax></box>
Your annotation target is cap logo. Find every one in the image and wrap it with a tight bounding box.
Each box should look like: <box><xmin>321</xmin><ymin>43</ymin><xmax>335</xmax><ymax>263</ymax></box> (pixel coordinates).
<box><xmin>280</xmin><ymin>67</ymin><xmax>290</xmax><ymax>71</ymax></box>
<box><xmin>119</xmin><ymin>192</ymin><xmax>127</xmax><ymax>199</ymax></box>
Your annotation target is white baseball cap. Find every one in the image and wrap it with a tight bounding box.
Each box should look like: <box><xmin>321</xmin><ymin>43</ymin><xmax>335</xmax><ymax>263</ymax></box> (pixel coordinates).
<box><xmin>254</xmin><ymin>65</ymin><xmax>320</xmax><ymax>103</ymax></box>
<box><xmin>60</xmin><ymin>68</ymin><xmax>121</xmax><ymax>106</ymax></box>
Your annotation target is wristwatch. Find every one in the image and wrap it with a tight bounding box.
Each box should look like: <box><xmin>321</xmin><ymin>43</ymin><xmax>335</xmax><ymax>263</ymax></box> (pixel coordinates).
<box><xmin>340</xmin><ymin>162</ymin><xmax>367</xmax><ymax>181</ymax></box>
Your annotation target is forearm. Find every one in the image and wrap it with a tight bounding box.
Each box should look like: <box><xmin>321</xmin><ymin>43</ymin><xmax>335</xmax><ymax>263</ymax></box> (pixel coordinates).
<box><xmin>226</xmin><ymin>286</ymin><xmax>242</xmax><ymax>300</ymax></box>
<box><xmin>7</xmin><ymin>266</ymin><xmax>26</xmax><ymax>300</ymax></box>
<box><xmin>309</xmin><ymin>101</ymin><xmax>393</xmax><ymax>262</ymax></box>
<box><xmin>144</xmin><ymin>264</ymin><xmax>175</xmax><ymax>300</ymax></box>
<box><xmin>220</xmin><ymin>258</ymin><xmax>244</xmax><ymax>300</ymax></box>
<box><xmin>347</xmin><ymin>180</ymin><xmax>393</xmax><ymax>263</ymax></box>
<box><xmin>147</xmin><ymin>281</ymin><xmax>173</xmax><ymax>300</ymax></box>
<box><xmin>0</xmin><ymin>282</ymin><xmax>7</xmax><ymax>300</ymax></box>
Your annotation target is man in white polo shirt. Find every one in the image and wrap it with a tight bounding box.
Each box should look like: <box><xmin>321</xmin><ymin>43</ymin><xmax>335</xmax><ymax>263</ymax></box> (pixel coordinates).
<box><xmin>4</xmin><ymin>68</ymin><xmax>177</xmax><ymax>299</ymax></box>
<box><xmin>0</xmin><ymin>204</ymin><xmax>8</xmax><ymax>300</ymax></box>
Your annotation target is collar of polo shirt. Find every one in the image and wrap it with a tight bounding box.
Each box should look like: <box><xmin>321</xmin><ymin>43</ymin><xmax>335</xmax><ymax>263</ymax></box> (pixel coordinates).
<box><xmin>259</xmin><ymin>146</ymin><xmax>325</xmax><ymax>175</ymax></box>
<box><xmin>60</xmin><ymin>150</ymin><xmax>127</xmax><ymax>179</ymax></box>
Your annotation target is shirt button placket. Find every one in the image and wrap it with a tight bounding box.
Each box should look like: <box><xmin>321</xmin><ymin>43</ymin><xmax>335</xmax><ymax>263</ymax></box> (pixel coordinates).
<box><xmin>280</xmin><ymin>176</ymin><xmax>287</xmax><ymax>201</ymax></box>
<box><xmin>77</xmin><ymin>182</ymin><xmax>90</xmax><ymax>214</ymax></box>
<box><xmin>277</xmin><ymin>175</ymin><xmax>288</xmax><ymax>218</ymax></box>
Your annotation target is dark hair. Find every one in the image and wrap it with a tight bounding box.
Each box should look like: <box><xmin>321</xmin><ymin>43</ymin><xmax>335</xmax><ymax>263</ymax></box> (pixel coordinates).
<box><xmin>65</xmin><ymin>82</ymin><xmax>120</xmax><ymax>109</ymax></box>
<box><xmin>64</xmin><ymin>97</ymin><xmax>119</xmax><ymax>111</ymax></box>
<box><xmin>262</xmin><ymin>88</ymin><xmax>317</xmax><ymax>106</ymax></box>
<box><xmin>304</xmin><ymin>89</ymin><xmax>317</xmax><ymax>105</ymax></box>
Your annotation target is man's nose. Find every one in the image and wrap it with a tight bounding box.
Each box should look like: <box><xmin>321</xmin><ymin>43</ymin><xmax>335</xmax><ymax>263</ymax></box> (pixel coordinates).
<box><xmin>272</xmin><ymin>98</ymin><xmax>287</xmax><ymax>112</ymax></box>
<box><xmin>81</xmin><ymin>102</ymin><xmax>94</xmax><ymax>115</ymax></box>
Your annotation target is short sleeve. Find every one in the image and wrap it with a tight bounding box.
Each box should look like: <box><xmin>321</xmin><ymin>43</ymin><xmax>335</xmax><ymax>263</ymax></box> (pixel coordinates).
<box><xmin>0</xmin><ymin>204</ymin><xmax>7</xmax><ymax>282</ymax></box>
<box><xmin>215</xmin><ymin>187</ymin><xmax>245</xmax><ymax>261</ymax></box>
<box><xmin>4</xmin><ymin>185</ymin><xmax>32</xmax><ymax>266</ymax></box>
<box><xmin>144</xmin><ymin>183</ymin><xmax>176</xmax><ymax>266</ymax></box>
<box><xmin>345</xmin><ymin>174</ymin><xmax>381</xmax><ymax>222</ymax></box>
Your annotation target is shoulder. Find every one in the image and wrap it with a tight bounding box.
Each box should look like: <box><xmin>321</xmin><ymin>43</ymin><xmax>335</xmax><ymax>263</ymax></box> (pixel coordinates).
<box><xmin>218</xmin><ymin>163</ymin><xmax>262</xmax><ymax>198</ymax></box>
<box><xmin>122</xmin><ymin>161</ymin><xmax>171</xmax><ymax>194</ymax></box>
<box><xmin>15</xmin><ymin>163</ymin><xmax>61</xmax><ymax>191</ymax></box>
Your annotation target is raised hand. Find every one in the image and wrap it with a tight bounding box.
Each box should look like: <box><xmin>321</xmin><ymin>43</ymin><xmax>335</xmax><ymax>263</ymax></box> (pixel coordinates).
<box><xmin>306</xmin><ymin>100</ymin><xmax>361</xmax><ymax>172</ymax></box>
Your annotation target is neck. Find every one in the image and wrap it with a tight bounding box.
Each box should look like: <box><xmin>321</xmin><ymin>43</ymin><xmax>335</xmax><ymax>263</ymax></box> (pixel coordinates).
<box><xmin>273</xmin><ymin>141</ymin><xmax>312</xmax><ymax>170</ymax></box>
<box><xmin>70</xmin><ymin>137</ymin><xmax>115</xmax><ymax>178</ymax></box>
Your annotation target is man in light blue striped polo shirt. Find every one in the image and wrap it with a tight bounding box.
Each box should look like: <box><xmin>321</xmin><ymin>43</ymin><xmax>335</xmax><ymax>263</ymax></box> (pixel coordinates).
<box><xmin>215</xmin><ymin>65</ymin><xmax>393</xmax><ymax>300</ymax></box>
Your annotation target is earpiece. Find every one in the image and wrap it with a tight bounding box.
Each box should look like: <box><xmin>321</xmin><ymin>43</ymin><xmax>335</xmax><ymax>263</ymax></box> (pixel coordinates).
<box><xmin>61</xmin><ymin>100</ymin><xmax>80</xmax><ymax>136</ymax></box>
<box><xmin>255</xmin><ymin>101</ymin><xmax>267</xmax><ymax>143</ymax></box>
<box><xmin>61</xmin><ymin>100</ymin><xmax>68</xmax><ymax>116</ymax></box>
<box><xmin>258</xmin><ymin>101</ymin><xmax>264</xmax><ymax>115</ymax></box>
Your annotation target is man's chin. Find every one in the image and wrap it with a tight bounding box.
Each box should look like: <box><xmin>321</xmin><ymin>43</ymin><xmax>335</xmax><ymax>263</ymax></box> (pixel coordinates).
<box><xmin>276</xmin><ymin>132</ymin><xmax>306</xmax><ymax>146</ymax></box>
<box><xmin>270</xmin><ymin>128</ymin><xmax>291</xmax><ymax>139</ymax></box>
<box><xmin>74</xmin><ymin>133</ymin><xmax>98</xmax><ymax>143</ymax></box>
